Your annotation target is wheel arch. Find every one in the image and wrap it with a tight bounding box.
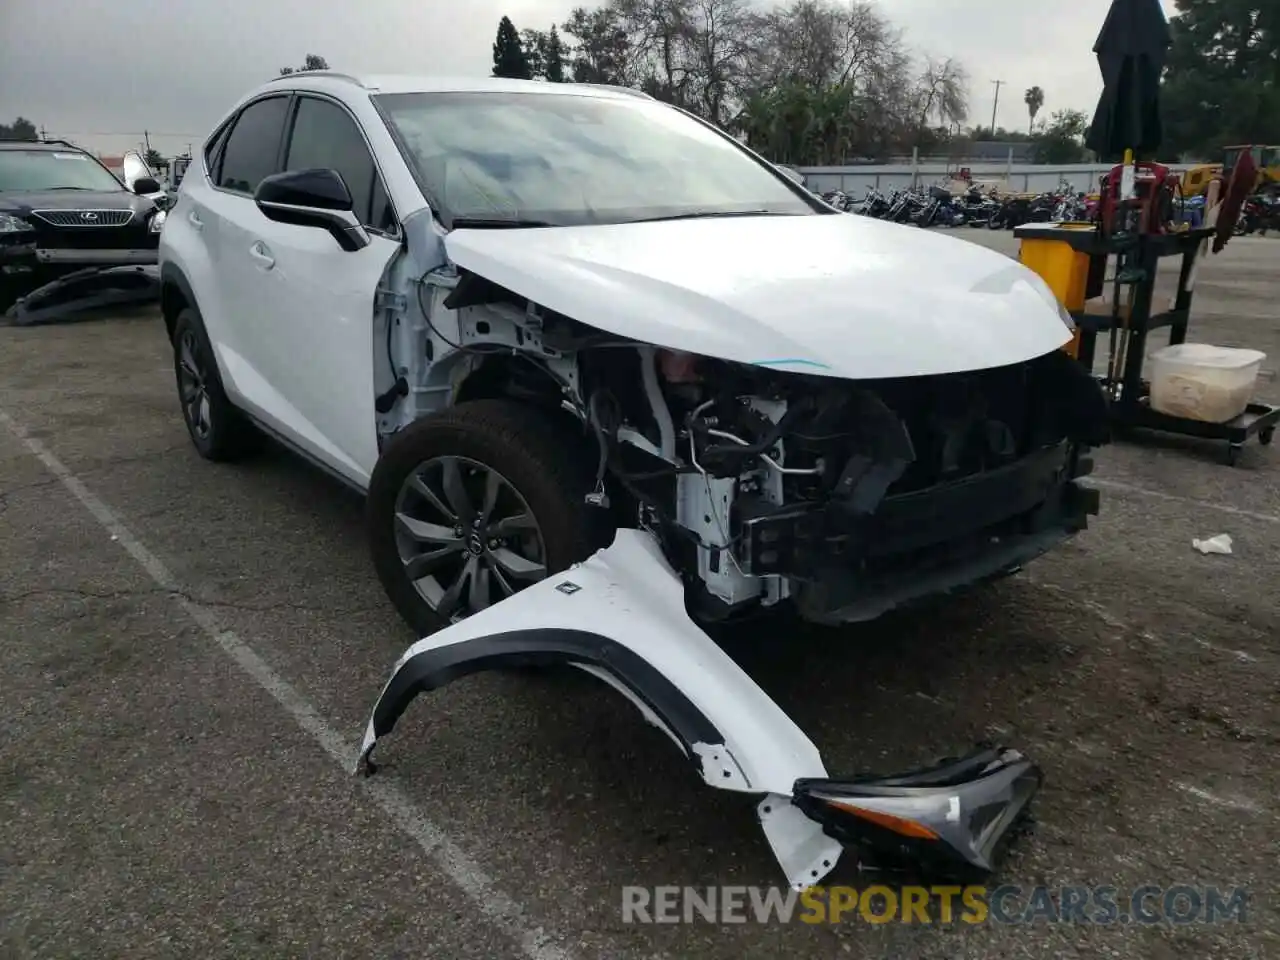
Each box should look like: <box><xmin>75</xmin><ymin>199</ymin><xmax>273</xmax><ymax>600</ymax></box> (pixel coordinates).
<box><xmin>451</xmin><ymin>354</ymin><xmax>586</xmax><ymax>438</ymax></box>
<box><xmin>366</xmin><ymin>627</ymin><xmax>731</xmax><ymax>771</ymax></box>
<box><xmin>160</xmin><ymin>262</ymin><xmax>197</xmax><ymax>343</ymax></box>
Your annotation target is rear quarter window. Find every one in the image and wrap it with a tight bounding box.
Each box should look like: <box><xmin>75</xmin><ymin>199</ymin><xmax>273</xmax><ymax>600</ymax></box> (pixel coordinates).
<box><xmin>217</xmin><ymin>96</ymin><xmax>290</xmax><ymax>195</ymax></box>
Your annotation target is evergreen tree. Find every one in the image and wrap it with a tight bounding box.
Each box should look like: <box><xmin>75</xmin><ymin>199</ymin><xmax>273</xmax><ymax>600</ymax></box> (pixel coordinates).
<box><xmin>544</xmin><ymin>26</ymin><xmax>567</xmax><ymax>83</ymax></box>
<box><xmin>492</xmin><ymin>16</ymin><xmax>532</xmax><ymax>79</ymax></box>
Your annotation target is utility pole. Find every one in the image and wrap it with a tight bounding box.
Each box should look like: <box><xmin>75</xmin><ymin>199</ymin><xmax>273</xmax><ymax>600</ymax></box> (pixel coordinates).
<box><xmin>990</xmin><ymin>80</ymin><xmax>1005</xmax><ymax>136</ymax></box>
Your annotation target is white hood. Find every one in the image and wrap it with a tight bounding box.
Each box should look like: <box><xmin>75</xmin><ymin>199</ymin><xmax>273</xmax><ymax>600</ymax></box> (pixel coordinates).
<box><xmin>444</xmin><ymin>213</ymin><xmax>1072</xmax><ymax>379</ymax></box>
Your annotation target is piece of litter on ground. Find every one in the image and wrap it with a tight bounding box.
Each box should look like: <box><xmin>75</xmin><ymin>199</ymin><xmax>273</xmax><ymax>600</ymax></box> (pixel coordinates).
<box><xmin>1192</xmin><ymin>533</ymin><xmax>1232</xmax><ymax>555</ymax></box>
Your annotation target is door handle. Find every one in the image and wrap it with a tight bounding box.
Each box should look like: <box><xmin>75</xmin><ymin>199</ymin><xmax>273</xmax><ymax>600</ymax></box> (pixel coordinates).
<box><xmin>187</xmin><ymin>210</ymin><xmax>203</xmax><ymax>229</ymax></box>
<box><xmin>248</xmin><ymin>242</ymin><xmax>275</xmax><ymax>270</ymax></box>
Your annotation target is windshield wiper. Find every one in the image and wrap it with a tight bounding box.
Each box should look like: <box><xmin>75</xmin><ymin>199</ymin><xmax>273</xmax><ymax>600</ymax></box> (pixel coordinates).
<box><xmin>44</xmin><ymin>186</ymin><xmax>96</xmax><ymax>191</ymax></box>
<box><xmin>624</xmin><ymin>209</ymin><xmax>793</xmax><ymax>224</ymax></box>
<box><xmin>448</xmin><ymin>217</ymin><xmax>557</xmax><ymax>229</ymax></box>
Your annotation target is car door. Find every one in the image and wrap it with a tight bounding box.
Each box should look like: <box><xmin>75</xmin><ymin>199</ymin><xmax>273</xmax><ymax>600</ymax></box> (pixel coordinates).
<box><xmin>246</xmin><ymin>93</ymin><xmax>402</xmax><ymax>486</ymax></box>
<box><xmin>196</xmin><ymin>94</ymin><xmax>292</xmax><ymax>416</ymax></box>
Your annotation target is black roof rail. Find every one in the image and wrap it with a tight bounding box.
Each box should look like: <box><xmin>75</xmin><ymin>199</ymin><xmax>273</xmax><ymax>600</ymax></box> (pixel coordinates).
<box><xmin>0</xmin><ymin>137</ymin><xmax>81</xmax><ymax>150</ymax></box>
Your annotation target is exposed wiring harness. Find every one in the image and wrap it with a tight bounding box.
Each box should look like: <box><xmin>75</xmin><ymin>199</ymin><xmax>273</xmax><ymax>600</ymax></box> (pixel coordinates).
<box><xmin>686</xmin><ymin>395</ymin><xmax>820</xmax><ymax>476</ymax></box>
<box><xmin>585</xmin><ymin>389</ymin><xmax>752</xmax><ymax>564</ymax></box>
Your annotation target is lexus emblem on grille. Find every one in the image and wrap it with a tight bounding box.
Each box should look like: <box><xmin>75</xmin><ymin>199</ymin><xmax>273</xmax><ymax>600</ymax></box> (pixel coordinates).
<box><xmin>80</xmin><ymin>212</ymin><xmax>99</xmax><ymax>221</ymax></box>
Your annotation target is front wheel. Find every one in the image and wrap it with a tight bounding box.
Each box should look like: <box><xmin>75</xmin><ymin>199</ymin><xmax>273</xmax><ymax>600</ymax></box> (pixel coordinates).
<box><xmin>172</xmin><ymin>308</ymin><xmax>261</xmax><ymax>461</ymax></box>
<box><xmin>367</xmin><ymin>399</ymin><xmax>613</xmax><ymax>636</ymax></box>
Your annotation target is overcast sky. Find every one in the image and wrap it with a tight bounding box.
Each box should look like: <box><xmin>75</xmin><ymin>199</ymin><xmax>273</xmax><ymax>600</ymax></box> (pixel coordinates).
<box><xmin>0</xmin><ymin>0</ymin><xmax>1180</xmax><ymax>159</ymax></box>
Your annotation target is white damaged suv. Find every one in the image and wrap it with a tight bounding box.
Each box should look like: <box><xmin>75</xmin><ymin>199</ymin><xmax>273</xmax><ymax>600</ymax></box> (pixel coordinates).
<box><xmin>160</xmin><ymin>72</ymin><xmax>1108</xmax><ymax>888</ymax></box>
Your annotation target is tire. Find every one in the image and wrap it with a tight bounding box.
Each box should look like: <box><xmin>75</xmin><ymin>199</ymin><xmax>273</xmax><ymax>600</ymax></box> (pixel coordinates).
<box><xmin>172</xmin><ymin>307</ymin><xmax>261</xmax><ymax>461</ymax></box>
<box><xmin>0</xmin><ymin>280</ymin><xmax>17</xmax><ymax>316</ymax></box>
<box><xmin>987</xmin><ymin>213</ymin><xmax>1005</xmax><ymax>230</ymax></box>
<box><xmin>367</xmin><ymin>398</ymin><xmax>613</xmax><ymax>637</ymax></box>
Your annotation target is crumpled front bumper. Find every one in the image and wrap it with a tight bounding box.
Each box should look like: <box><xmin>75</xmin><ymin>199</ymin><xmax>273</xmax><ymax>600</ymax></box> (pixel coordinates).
<box><xmin>354</xmin><ymin>529</ymin><xmax>1042</xmax><ymax>889</ymax></box>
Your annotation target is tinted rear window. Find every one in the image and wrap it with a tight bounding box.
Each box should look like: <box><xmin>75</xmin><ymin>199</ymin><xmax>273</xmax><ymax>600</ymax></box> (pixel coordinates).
<box><xmin>218</xmin><ymin>96</ymin><xmax>290</xmax><ymax>194</ymax></box>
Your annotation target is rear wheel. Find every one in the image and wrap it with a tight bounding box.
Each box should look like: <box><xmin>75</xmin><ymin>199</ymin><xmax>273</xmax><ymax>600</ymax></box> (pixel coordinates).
<box><xmin>172</xmin><ymin>308</ymin><xmax>261</xmax><ymax>461</ymax></box>
<box><xmin>367</xmin><ymin>399</ymin><xmax>613</xmax><ymax>636</ymax></box>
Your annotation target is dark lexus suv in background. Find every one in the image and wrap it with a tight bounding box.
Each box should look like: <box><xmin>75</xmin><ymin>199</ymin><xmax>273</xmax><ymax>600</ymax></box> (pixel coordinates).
<box><xmin>0</xmin><ymin>139</ymin><xmax>166</xmax><ymax>309</ymax></box>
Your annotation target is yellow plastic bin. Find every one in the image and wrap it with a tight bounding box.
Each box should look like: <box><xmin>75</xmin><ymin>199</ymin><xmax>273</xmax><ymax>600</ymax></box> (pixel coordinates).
<box><xmin>1014</xmin><ymin>223</ymin><xmax>1099</xmax><ymax>359</ymax></box>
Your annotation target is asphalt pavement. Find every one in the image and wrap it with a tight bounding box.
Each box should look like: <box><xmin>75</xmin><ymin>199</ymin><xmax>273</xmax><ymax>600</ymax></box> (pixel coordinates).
<box><xmin>1</xmin><ymin>230</ymin><xmax>1277</xmax><ymax>959</ymax></box>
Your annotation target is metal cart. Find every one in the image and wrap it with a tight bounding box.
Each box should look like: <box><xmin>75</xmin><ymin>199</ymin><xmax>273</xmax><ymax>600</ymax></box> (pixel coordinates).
<box><xmin>1015</xmin><ymin>222</ymin><xmax>1279</xmax><ymax>465</ymax></box>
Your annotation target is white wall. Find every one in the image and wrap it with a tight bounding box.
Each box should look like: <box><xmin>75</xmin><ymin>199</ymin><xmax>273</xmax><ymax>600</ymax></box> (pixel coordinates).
<box><xmin>797</xmin><ymin>162</ymin><xmax>1191</xmax><ymax>197</ymax></box>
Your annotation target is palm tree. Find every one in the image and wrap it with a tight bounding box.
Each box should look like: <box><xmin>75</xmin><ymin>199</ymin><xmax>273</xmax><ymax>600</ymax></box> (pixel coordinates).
<box><xmin>1024</xmin><ymin>86</ymin><xmax>1045</xmax><ymax>134</ymax></box>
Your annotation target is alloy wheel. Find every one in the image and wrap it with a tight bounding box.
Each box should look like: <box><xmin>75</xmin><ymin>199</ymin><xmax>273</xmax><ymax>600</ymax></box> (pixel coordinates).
<box><xmin>393</xmin><ymin>456</ymin><xmax>547</xmax><ymax>622</ymax></box>
<box><xmin>177</xmin><ymin>329</ymin><xmax>212</xmax><ymax>441</ymax></box>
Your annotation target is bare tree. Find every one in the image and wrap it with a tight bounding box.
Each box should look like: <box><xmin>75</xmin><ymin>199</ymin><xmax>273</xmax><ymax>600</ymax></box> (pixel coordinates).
<box><xmin>683</xmin><ymin>0</ymin><xmax>759</xmax><ymax>123</ymax></box>
<box><xmin>557</xmin><ymin>0</ymin><xmax>969</xmax><ymax>163</ymax></box>
<box><xmin>562</xmin><ymin>5</ymin><xmax>639</xmax><ymax>85</ymax></box>
<box><xmin>914</xmin><ymin>56</ymin><xmax>970</xmax><ymax>131</ymax></box>
<box><xmin>616</xmin><ymin>0</ymin><xmax>696</xmax><ymax>103</ymax></box>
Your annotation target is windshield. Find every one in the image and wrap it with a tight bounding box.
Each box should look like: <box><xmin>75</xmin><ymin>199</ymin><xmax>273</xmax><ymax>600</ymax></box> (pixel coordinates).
<box><xmin>0</xmin><ymin>148</ymin><xmax>125</xmax><ymax>192</ymax></box>
<box><xmin>373</xmin><ymin>91</ymin><xmax>821</xmax><ymax>227</ymax></box>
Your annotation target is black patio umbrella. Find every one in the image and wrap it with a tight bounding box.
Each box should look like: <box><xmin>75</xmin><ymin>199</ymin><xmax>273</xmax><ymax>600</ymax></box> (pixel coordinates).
<box><xmin>1084</xmin><ymin>0</ymin><xmax>1172</xmax><ymax>162</ymax></box>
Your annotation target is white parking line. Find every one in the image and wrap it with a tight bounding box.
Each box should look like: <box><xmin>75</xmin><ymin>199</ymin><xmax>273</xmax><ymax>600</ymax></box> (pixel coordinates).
<box><xmin>1173</xmin><ymin>782</ymin><xmax>1265</xmax><ymax>815</ymax></box>
<box><xmin>1084</xmin><ymin>477</ymin><xmax>1280</xmax><ymax>524</ymax></box>
<box><xmin>0</xmin><ymin>408</ymin><xmax>578</xmax><ymax>960</ymax></box>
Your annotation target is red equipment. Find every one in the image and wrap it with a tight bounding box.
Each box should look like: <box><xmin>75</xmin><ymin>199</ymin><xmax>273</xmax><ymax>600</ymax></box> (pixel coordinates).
<box><xmin>1213</xmin><ymin>147</ymin><xmax>1258</xmax><ymax>253</ymax></box>
<box><xmin>1097</xmin><ymin>159</ymin><xmax>1179</xmax><ymax>235</ymax></box>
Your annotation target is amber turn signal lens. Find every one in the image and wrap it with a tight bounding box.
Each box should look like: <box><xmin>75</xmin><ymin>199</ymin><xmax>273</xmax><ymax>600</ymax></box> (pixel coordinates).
<box><xmin>826</xmin><ymin>801</ymin><xmax>941</xmax><ymax>840</ymax></box>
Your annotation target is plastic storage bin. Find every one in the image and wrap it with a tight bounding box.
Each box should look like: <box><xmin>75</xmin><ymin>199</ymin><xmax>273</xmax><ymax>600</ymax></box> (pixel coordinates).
<box><xmin>1148</xmin><ymin>343</ymin><xmax>1267</xmax><ymax>423</ymax></box>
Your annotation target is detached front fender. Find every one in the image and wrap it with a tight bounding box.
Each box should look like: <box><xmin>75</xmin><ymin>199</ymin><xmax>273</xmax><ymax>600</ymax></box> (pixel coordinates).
<box><xmin>355</xmin><ymin>529</ymin><xmax>1040</xmax><ymax>889</ymax></box>
<box><xmin>357</xmin><ymin>530</ymin><xmax>829</xmax><ymax>795</ymax></box>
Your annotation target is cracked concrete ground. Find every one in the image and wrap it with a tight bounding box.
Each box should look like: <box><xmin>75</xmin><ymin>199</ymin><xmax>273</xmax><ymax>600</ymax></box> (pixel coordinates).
<box><xmin>1</xmin><ymin>232</ymin><xmax>1277</xmax><ymax>959</ymax></box>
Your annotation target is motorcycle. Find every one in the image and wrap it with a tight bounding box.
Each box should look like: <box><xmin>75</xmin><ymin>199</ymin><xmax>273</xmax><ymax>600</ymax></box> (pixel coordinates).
<box><xmin>957</xmin><ymin>186</ymin><xmax>1000</xmax><ymax>227</ymax></box>
<box><xmin>1236</xmin><ymin>193</ymin><xmax>1280</xmax><ymax>236</ymax></box>
<box><xmin>821</xmin><ymin>189</ymin><xmax>857</xmax><ymax>212</ymax></box>
<box><xmin>989</xmin><ymin>191</ymin><xmax>1059</xmax><ymax>230</ymax></box>
<box><xmin>1051</xmin><ymin>192</ymin><xmax>1089</xmax><ymax>223</ymax></box>
<box><xmin>915</xmin><ymin>185</ymin><xmax>967</xmax><ymax>228</ymax></box>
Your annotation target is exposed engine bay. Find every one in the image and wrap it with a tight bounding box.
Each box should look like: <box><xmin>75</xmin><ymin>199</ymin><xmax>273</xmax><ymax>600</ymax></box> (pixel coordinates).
<box><xmin>377</xmin><ymin>265</ymin><xmax>1108</xmax><ymax>626</ymax></box>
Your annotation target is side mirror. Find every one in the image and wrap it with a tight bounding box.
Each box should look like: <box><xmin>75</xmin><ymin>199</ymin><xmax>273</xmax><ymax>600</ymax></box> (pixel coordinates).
<box><xmin>132</xmin><ymin>177</ymin><xmax>162</xmax><ymax>195</ymax></box>
<box><xmin>253</xmin><ymin>168</ymin><xmax>370</xmax><ymax>252</ymax></box>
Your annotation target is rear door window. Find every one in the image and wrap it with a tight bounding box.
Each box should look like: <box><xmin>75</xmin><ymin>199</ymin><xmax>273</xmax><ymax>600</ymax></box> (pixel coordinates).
<box><xmin>217</xmin><ymin>96</ymin><xmax>290</xmax><ymax>195</ymax></box>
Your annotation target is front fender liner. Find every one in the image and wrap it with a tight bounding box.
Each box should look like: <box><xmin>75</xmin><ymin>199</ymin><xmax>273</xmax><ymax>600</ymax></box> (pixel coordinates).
<box><xmin>355</xmin><ymin>529</ymin><xmax>1041</xmax><ymax>888</ymax></box>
